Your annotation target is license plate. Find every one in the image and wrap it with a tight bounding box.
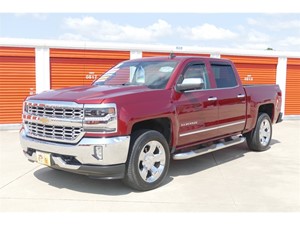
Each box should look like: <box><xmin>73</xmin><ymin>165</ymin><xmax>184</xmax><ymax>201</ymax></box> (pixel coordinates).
<box><xmin>36</xmin><ymin>151</ymin><xmax>52</xmax><ymax>166</ymax></box>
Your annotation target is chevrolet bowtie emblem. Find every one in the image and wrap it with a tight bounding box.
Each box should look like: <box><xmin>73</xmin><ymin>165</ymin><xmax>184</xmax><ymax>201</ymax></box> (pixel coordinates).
<box><xmin>39</xmin><ymin>117</ymin><xmax>49</xmax><ymax>124</ymax></box>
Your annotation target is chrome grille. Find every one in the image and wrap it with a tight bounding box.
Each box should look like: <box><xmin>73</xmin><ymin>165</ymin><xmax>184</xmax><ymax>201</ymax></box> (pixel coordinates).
<box><xmin>25</xmin><ymin>121</ymin><xmax>83</xmax><ymax>142</ymax></box>
<box><xmin>27</xmin><ymin>104</ymin><xmax>83</xmax><ymax>119</ymax></box>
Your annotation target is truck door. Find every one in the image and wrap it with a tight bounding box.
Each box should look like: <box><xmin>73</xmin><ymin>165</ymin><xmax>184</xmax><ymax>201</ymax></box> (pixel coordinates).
<box><xmin>174</xmin><ymin>62</ymin><xmax>218</xmax><ymax>147</ymax></box>
<box><xmin>209</xmin><ymin>62</ymin><xmax>246</xmax><ymax>136</ymax></box>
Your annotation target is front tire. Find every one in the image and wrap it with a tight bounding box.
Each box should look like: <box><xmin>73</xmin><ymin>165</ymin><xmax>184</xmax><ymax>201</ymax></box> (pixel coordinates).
<box><xmin>123</xmin><ymin>130</ymin><xmax>170</xmax><ymax>191</ymax></box>
<box><xmin>246</xmin><ymin>113</ymin><xmax>272</xmax><ymax>151</ymax></box>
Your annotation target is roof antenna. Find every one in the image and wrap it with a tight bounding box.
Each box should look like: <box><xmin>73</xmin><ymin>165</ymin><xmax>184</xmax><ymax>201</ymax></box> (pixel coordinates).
<box><xmin>169</xmin><ymin>52</ymin><xmax>176</xmax><ymax>59</ymax></box>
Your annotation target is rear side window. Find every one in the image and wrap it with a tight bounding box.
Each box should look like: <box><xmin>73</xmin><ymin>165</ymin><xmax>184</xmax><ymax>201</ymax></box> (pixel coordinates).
<box><xmin>211</xmin><ymin>64</ymin><xmax>237</xmax><ymax>88</ymax></box>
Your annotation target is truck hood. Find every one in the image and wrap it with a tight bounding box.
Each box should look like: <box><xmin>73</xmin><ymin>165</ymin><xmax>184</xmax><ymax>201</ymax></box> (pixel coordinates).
<box><xmin>28</xmin><ymin>85</ymin><xmax>155</xmax><ymax>104</ymax></box>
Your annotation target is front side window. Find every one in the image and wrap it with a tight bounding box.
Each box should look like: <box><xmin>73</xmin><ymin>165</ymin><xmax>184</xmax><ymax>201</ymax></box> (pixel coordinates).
<box><xmin>211</xmin><ymin>64</ymin><xmax>237</xmax><ymax>88</ymax></box>
<box><xmin>94</xmin><ymin>60</ymin><xmax>179</xmax><ymax>89</ymax></box>
<box><xmin>178</xmin><ymin>64</ymin><xmax>210</xmax><ymax>89</ymax></box>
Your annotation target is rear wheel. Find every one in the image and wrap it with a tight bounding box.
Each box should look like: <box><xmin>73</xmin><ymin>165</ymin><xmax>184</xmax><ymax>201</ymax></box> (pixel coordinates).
<box><xmin>246</xmin><ymin>113</ymin><xmax>272</xmax><ymax>151</ymax></box>
<box><xmin>123</xmin><ymin>130</ymin><xmax>170</xmax><ymax>191</ymax></box>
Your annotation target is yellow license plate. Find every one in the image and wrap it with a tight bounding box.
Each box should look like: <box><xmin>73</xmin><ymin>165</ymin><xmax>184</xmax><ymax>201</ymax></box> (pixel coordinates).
<box><xmin>36</xmin><ymin>151</ymin><xmax>52</xmax><ymax>166</ymax></box>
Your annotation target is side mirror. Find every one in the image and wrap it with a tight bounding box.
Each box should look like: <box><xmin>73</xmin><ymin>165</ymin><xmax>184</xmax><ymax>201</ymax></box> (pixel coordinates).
<box><xmin>176</xmin><ymin>78</ymin><xmax>204</xmax><ymax>92</ymax></box>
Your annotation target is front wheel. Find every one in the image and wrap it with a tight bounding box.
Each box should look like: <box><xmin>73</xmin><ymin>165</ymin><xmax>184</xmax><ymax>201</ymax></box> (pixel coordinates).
<box><xmin>246</xmin><ymin>113</ymin><xmax>272</xmax><ymax>151</ymax></box>
<box><xmin>123</xmin><ymin>130</ymin><xmax>170</xmax><ymax>191</ymax></box>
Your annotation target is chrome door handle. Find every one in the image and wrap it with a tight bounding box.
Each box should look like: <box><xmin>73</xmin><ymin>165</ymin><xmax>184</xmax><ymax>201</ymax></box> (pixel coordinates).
<box><xmin>208</xmin><ymin>97</ymin><xmax>217</xmax><ymax>101</ymax></box>
<box><xmin>237</xmin><ymin>94</ymin><xmax>245</xmax><ymax>98</ymax></box>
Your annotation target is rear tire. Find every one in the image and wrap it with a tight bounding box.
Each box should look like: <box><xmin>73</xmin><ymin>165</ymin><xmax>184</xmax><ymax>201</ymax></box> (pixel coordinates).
<box><xmin>123</xmin><ymin>130</ymin><xmax>170</xmax><ymax>191</ymax></box>
<box><xmin>246</xmin><ymin>113</ymin><xmax>272</xmax><ymax>151</ymax></box>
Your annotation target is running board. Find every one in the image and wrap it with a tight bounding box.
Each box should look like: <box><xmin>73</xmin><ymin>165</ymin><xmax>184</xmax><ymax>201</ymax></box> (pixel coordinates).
<box><xmin>173</xmin><ymin>136</ymin><xmax>246</xmax><ymax>160</ymax></box>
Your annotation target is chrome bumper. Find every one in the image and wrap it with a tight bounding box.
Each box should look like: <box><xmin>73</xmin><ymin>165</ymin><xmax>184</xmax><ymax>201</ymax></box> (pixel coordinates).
<box><xmin>20</xmin><ymin>129</ymin><xmax>130</xmax><ymax>178</ymax></box>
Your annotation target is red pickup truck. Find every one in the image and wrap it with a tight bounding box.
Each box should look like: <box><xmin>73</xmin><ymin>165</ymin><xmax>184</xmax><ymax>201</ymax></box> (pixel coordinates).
<box><xmin>20</xmin><ymin>55</ymin><xmax>282</xmax><ymax>191</ymax></box>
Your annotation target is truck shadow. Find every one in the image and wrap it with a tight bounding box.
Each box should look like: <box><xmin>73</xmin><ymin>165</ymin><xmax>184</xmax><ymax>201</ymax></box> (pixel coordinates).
<box><xmin>34</xmin><ymin>168</ymin><xmax>133</xmax><ymax>196</ymax></box>
<box><xmin>34</xmin><ymin>140</ymin><xmax>280</xmax><ymax>195</ymax></box>
<box><xmin>168</xmin><ymin>142</ymin><xmax>249</xmax><ymax>178</ymax></box>
<box><xmin>168</xmin><ymin>139</ymin><xmax>280</xmax><ymax>179</ymax></box>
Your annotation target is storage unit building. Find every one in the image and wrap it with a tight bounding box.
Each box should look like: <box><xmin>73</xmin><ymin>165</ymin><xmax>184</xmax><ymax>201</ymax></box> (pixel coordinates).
<box><xmin>0</xmin><ymin>47</ymin><xmax>36</xmax><ymax>124</ymax></box>
<box><xmin>50</xmin><ymin>49</ymin><xmax>130</xmax><ymax>89</ymax></box>
<box><xmin>285</xmin><ymin>58</ymin><xmax>300</xmax><ymax>115</ymax></box>
<box><xmin>0</xmin><ymin>39</ymin><xmax>299</xmax><ymax>125</ymax></box>
<box><xmin>221</xmin><ymin>55</ymin><xmax>278</xmax><ymax>85</ymax></box>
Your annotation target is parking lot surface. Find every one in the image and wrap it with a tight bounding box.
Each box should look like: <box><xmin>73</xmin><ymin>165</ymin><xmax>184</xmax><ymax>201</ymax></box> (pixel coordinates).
<box><xmin>0</xmin><ymin>120</ymin><xmax>299</xmax><ymax>212</ymax></box>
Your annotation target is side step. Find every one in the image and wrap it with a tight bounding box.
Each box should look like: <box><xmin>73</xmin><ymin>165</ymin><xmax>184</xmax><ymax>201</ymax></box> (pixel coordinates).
<box><xmin>173</xmin><ymin>136</ymin><xmax>246</xmax><ymax>160</ymax></box>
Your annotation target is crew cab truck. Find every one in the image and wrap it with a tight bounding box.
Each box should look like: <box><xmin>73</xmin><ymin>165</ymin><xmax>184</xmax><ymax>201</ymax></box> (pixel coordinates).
<box><xmin>20</xmin><ymin>56</ymin><xmax>282</xmax><ymax>191</ymax></box>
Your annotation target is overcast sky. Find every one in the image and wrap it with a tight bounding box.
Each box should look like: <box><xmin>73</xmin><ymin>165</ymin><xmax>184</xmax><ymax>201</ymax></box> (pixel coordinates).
<box><xmin>0</xmin><ymin>1</ymin><xmax>299</xmax><ymax>52</ymax></box>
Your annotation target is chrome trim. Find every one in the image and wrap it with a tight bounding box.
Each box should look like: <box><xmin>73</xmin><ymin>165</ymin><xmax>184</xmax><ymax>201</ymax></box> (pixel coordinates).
<box><xmin>52</xmin><ymin>156</ymin><xmax>80</xmax><ymax>170</ymax></box>
<box><xmin>23</xmin><ymin>100</ymin><xmax>85</xmax><ymax>143</ymax></box>
<box><xmin>20</xmin><ymin>129</ymin><xmax>130</xmax><ymax>166</ymax></box>
<box><xmin>182</xmin><ymin>85</ymin><xmax>240</xmax><ymax>93</ymax></box>
<box><xmin>208</xmin><ymin>97</ymin><xmax>217</xmax><ymax>101</ymax></box>
<box><xmin>25</xmin><ymin>100</ymin><xmax>84</xmax><ymax>108</ymax></box>
<box><xmin>83</xmin><ymin>103</ymin><xmax>118</xmax><ymax>134</ymax></box>
<box><xmin>25</xmin><ymin>100</ymin><xmax>84</xmax><ymax>119</ymax></box>
<box><xmin>259</xmin><ymin>118</ymin><xmax>271</xmax><ymax>146</ymax></box>
<box><xmin>84</xmin><ymin>103</ymin><xmax>117</xmax><ymax>109</ymax></box>
<box><xmin>138</xmin><ymin>140</ymin><xmax>166</xmax><ymax>183</ymax></box>
<box><xmin>24</xmin><ymin>116</ymin><xmax>82</xmax><ymax>127</ymax></box>
<box><xmin>180</xmin><ymin>121</ymin><xmax>245</xmax><ymax>137</ymax></box>
<box><xmin>184</xmin><ymin>89</ymin><xmax>205</xmax><ymax>93</ymax></box>
<box><xmin>213</xmin><ymin>85</ymin><xmax>240</xmax><ymax>90</ymax></box>
<box><xmin>173</xmin><ymin>136</ymin><xmax>245</xmax><ymax>160</ymax></box>
<box><xmin>24</xmin><ymin>122</ymin><xmax>85</xmax><ymax>144</ymax></box>
<box><xmin>237</xmin><ymin>94</ymin><xmax>246</xmax><ymax>98</ymax></box>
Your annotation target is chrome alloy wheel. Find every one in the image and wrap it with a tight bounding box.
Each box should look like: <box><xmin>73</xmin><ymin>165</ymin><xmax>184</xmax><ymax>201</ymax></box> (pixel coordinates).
<box><xmin>138</xmin><ymin>140</ymin><xmax>166</xmax><ymax>183</ymax></box>
<box><xmin>259</xmin><ymin>118</ymin><xmax>271</xmax><ymax>146</ymax></box>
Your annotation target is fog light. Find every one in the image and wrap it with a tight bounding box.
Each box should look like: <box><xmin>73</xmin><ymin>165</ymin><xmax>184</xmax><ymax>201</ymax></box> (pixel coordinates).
<box><xmin>94</xmin><ymin>146</ymin><xmax>103</xmax><ymax>160</ymax></box>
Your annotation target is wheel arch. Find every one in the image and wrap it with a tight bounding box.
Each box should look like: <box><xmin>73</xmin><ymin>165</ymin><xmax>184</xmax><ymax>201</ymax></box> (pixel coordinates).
<box><xmin>258</xmin><ymin>103</ymin><xmax>274</xmax><ymax>122</ymax></box>
<box><xmin>130</xmin><ymin>118</ymin><xmax>172</xmax><ymax>147</ymax></box>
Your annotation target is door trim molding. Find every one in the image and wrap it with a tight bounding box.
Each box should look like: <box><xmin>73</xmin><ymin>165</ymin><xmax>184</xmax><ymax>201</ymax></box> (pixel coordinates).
<box><xmin>179</xmin><ymin>120</ymin><xmax>245</xmax><ymax>137</ymax></box>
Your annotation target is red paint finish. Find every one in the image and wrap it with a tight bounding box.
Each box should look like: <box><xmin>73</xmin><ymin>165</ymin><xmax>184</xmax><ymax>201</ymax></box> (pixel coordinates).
<box><xmin>27</xmin><ymin>56</ymin><xmax>282</xmax><ymax>150</ymax></box>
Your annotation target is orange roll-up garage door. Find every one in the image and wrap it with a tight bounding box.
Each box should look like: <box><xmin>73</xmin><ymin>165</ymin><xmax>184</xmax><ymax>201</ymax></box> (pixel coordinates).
<box><xmin>143</xmin><ymin>51</ymin><xmax>210</xmax><ymax>58</ymax></box>
<box><xmin>0</xmin><ymin>47</ymin><xmax>35</xmax><ymax>124</ymax></box>
<box><xmin>50</xmin><ymin>49</ymin><xmax>130</xmax><ymax>90</ymax></box>
<box><xmin>285</xmin><ymin>58</ymin><xmax>300</xmax><ymax>115</ymax></box>
<box><xmin>221</xmin><ymin>55</ymin><xmax>277</xmax><ymax>85</ymax></box>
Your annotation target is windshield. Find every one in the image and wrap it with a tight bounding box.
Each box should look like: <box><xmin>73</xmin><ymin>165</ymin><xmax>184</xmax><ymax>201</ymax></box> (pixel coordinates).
<box><xmin>93</xmin><ymin>60</ymin><xmax>179</xmax><ymax>89</ymax></box>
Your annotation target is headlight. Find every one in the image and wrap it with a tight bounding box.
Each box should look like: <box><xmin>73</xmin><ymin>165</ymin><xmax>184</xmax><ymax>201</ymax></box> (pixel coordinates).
<box><xmin>83</xmin><ymin>103</ymin><xmax>117</xmax><ymax>133</ymax></box>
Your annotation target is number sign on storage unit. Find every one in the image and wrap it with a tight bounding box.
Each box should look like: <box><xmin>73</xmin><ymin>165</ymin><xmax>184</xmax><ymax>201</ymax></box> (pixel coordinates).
<box><xmin>221</xmin><ymin>55</ymin><xmax>277</xmax><ymax>85</ymax></box>
<box><xmin>50</xmin><ymin>49</ymin><xmax>130</xmax><ymax>90</ymax></box>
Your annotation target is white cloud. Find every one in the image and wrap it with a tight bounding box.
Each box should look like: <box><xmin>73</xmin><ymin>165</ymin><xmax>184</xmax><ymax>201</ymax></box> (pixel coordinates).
<box><xmin>234</xmin><ymin>43</ymin><xmax>270</xmax><ymax>50</ymax></box>
<box><xmin>275</xmin><ymin>20</ymin><xmax>300</xmax><ymax>30</ymax></box>
<box><xmin>278</xmin><ymin>36</ymin><xmax>300</xmax><ymax>47</ymax></box>
<box><xmin>247</xmin><ymin>17</ymin><xmax>300</xmax><ymax>30</ymax></box>
<box><xmin>58</xmin><ymin>15</ymin><xmax>300</xmax><ymax>51</ymax></box>
<box><xmin>59</xmin><ymin>33</ymin><xmax>89</xmax><ymax>41</ymax></box>
<box><xmin>177</xmin><ymin>23</ymin><xmax>238</xmax><ymax>41</ymax></box>
<box><xmin>247</xmin><ymin>30</ymin><xmax>270</xmax><ymax>43</ymax></box>
<box><xmin>247</xmin><ymin>18</ymin><xmax>259</xmax><ymax>25</ymax></box>
<box><xmin>63</xmin><ymin>17</ymin><xmax>238</xmax><ymax>43</ymax></box>
<box><xmin>62</xmin><ymin>16</ymin><xmax>172</xmax><ymax>42</ymax></box>
<box><xmin>65</xmin><ymin>16</ymin><xmax>99</xmax><ymax>28</ymax></box>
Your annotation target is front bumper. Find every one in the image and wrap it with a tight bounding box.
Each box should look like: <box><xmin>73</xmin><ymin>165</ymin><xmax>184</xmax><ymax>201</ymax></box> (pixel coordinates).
<box><xmin>20</xmin><ymin>129</ymin><xmax>130</xmax><ymax>179</ymax></box>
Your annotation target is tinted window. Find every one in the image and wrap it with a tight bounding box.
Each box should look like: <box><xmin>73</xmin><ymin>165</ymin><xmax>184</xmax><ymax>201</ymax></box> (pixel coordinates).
<box><xmin>211</xmin><ymin>64</ymin><xmax>237</xmax><ymax>88</ymax></box>
<box><xmin>94</xmin><ymin>61</ymin><xmax>178</xmax><ymax>89</ymax></box>
<box><xmin>179</xmin><ymin>64</ymin><xmax>210</xmax><ymax>89</ymax></box>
